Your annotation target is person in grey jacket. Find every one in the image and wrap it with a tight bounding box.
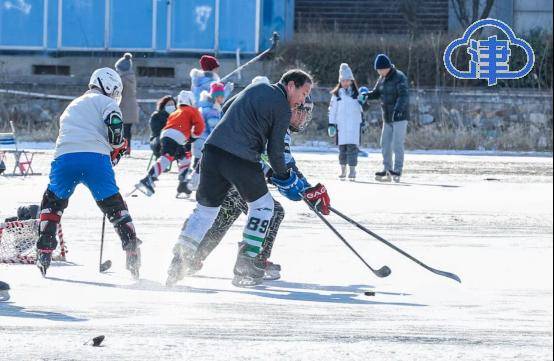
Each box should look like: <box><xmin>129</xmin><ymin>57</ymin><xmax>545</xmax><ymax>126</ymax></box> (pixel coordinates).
<box><xmin>359</xmin><ymin>54</ymin><xmax>409</xmax><ymax>182</ymax></box>
<box><xmin>166</xmin><ymin>69</ymin><xmax>314</xmax><ymax>288</ymax></box>
<box><xmin>115</xmin><ymin>53</ymin><xmax>139</xmax><ymax>156</ymax></box>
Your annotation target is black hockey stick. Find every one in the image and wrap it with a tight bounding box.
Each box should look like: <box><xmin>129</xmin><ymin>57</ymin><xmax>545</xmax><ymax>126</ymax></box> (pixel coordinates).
<box><xmin>99</xmin><ymin>216</ymin><xmax>112</xmax><ymax>273</ymax></box>
<box><xmin>303</xmin><ymin>198</ymin><xmax>391</xmax><ymax>278</ymax></box>
<box><xmin>220</xmin><ymin>32</ymin><xmax>280</xmax><ymax>82</ymax></box>
<box><xmin>329</xmin><ymin>206</ymin><xmax>461</xmax><ymax>283</ymax></box>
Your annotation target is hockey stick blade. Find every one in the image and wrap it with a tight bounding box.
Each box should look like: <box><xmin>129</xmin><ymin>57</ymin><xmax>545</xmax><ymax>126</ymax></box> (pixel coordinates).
<box><xmin>302</xmin><ymin>198</ymin><xmax>391</xmax><ymax>279</ymax></box>
<box><xmin>99</xmin><ymin>260</ymin><xmax>112</xmax><ymax>273</ymax></box>
<box><xmin>375</xmin><ymin>265</ymin><xmax>392</xmax><ymax>278</ymax></box>
<box><xmin>329</xmin><ymin>206</ymin><xmax>461</xmax><ymax>283</ymax></box>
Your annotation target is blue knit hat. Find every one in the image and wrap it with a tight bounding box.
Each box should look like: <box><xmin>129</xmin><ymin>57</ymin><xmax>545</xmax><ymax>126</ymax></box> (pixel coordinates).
<box><xmin>374</xmin><ymin>54</ymin><xmax>392</xmax><ymax>70</ymax></box>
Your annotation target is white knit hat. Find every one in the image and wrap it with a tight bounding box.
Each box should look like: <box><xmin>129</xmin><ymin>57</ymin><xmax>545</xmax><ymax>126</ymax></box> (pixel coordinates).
<box><xmin>339</xmin><ymin>63</ymin><xmax>354</xmax><ymax>81</ymax></box>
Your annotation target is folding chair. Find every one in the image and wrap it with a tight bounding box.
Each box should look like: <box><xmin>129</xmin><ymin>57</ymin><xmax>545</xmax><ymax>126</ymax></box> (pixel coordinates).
<box><xmin>0</xmin><ymin>121</ymin><xmax>40</xmax><ymax>176</ymax></box>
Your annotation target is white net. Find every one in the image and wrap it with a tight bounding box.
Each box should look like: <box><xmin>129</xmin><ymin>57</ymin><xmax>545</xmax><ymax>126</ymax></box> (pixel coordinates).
<box><xmin>0</xmin><ymin>220</ymin><xmax>67</xmax><ymax>264</ymax></box>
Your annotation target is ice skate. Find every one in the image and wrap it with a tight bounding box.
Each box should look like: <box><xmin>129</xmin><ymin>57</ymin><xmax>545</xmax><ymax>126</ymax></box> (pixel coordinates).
<box><xmin>124</xmin><ymin>239</ymin><xmax>142</xmax><ymax>280</ymax></box>
<box><xmin>135</xmin><ymin>175</ymin><xmax>156</xmax><ymax>196</ymax></box>
<box><xmin>36</xmin><ymin>249</ymin><xmax>53</xmax><ymax>277</ymax></box>
<box><xmin>262</xmin><ymin>259</ymin><xmax>281</xmax><ymax>281</ymax></box>
<box><xmin>166</xmin><ymin>242</ymin><xmax>195</xmax><ymax>287</ymax></box>
<box><xmin>232</xmin><ymin>251</ymin><xmax>265</xmax><ymax>287</ymax></box>
<box><xmin>389</xmin><ymin>170</ymin><xmax>401</xmax><ymax>183</ymax></box>
<box><xmin>176</xmin><ymin>180</ymin><xmax>192</xmax><ymax>199</ymax></box>
<box><xmin>375</xmin><ymin>170</ymin><xmax>392</xmax><ymax>182</ymax></box>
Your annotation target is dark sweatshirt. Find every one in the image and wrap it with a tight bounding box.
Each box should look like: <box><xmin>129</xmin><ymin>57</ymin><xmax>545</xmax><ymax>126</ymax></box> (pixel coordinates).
<box><xmin>205</xmin><ymin>82</ymin><xmax>291</xmax><ymax>178</ymax></box>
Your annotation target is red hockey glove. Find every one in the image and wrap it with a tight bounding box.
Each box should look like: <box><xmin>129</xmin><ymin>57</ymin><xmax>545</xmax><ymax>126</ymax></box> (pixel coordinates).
<box><xmin>304</xmin><ymin>183</ymin><xmax>331</xmax><ymax>215</ymax></box>
<box><xmin>111</xmin><ymin>139</ymin><xmax>128</xmax><ymax>166</ymax></box>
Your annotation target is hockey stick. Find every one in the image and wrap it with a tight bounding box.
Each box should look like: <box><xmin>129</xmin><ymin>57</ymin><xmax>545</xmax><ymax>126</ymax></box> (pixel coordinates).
<box><xmin>328</xmin><ymin>206</ymin><xmax>461</xmax><ymax>283</ymax></box>
<box><xmin>99</xmin><ymin>216</ymin><xmax>112</xmax><ymax>273</ymax></box>
<box><xmin>302</xmin><ymin>198</ymin><xmax>391</xmax><ymax>278</ymax></box>
<box><xmin>220</xmin><ymin>32</ymin><xmax>280</xmax><ymax>83</ymax></box>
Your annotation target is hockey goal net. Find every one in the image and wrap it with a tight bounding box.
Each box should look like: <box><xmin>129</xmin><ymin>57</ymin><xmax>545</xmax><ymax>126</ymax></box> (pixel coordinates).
<box><xmin>0</xmin><ymin>220</ymin><xmax>67</xmax><ymax>264</ymax></box>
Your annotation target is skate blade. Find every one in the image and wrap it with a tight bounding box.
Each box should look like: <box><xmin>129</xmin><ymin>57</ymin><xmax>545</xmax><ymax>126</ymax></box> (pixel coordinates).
<box><xmin>37</xmin><ymin>264</ymin><xmax>47</xmax><ymax>277</ymax></box>
<box><xmin>175</xmin><ymin>193</ymin><xmax>191</xmax><ymax>199</ymax></box>
<box><xmin>232</xmin><ymin>276</ymin><xmax>263</xmax><ymax>288</ymax></box>
<box><xmin>134</xmin><ymin>183</ymin><xmax>154</xmax><ymax>197</ymax></box>
<box><xmin>375</xmin><ymin>176</ymin><xmax>392</xmax><ymax>183</ymax></box>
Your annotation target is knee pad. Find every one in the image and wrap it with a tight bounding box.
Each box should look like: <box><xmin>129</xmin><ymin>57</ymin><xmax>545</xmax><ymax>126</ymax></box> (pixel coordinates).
<box><xmin>97</xmin><ymin>193</ymin><xmax>136</xmax><ymax>249</ymax></box>
<box><xmin>38</xmin><ymin>190</ymin><xmax>68</xmax><ymax>250</ymax></box>
<box><xmin>179</xmin><ymin>204</ymin><xmax>221</xmax><ymax>251</ymax></box>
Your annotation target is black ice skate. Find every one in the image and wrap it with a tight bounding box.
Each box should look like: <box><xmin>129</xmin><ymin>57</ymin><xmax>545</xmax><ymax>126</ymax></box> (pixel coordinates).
<box><xmin>124</xmin><ymin>239</ymin><xmax>142</xmax><ymax>280</ymax></box>
<box><xmin>166</xmin><ymin>242</ymin><xmax>195</xmax><ymax>287</ymax></box>
<box><xmin>36</xmin><ymin>249</ymin><xmax>53</xmax><ymax>277</ymax></box>
<box><xmin>375</xmin><ymin>170</ymin><xmax>392</xmax><ymax>182</ymax></box>
<box><xmin>389</xmin><ymin>170</ymin><xmax>401</xmax><ymax>183</ymax></box>
<box><xmin>135</xmin><ymin>175</ymin><xmax>156</xmax><ymax>196</ymax></box>
<box><xmin>232</xmin><ymin>246</ymin><xmax>265</xmax><ymax>287</ymax></box>
<box><xmin>176</xmin><ymin>180</ymin><xmax>192</xmax><ymax>199</ymax></box>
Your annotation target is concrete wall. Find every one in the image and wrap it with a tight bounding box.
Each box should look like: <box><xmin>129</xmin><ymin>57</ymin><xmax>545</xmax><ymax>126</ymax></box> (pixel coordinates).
<box><xmin>0</xmin><ymin>54</ymin><xmax>268</xmax><ymax>89</ymax></box>
<box><xmin>1</xmin><ymin>85</ymin><xmax>552</xmax><ymax>151</ymax></box>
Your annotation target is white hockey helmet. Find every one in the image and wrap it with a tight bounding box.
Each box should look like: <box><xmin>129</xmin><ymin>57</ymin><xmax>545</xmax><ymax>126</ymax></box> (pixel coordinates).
<box><xmin>177</xmin><ymin>90</ymin><xmax>195</xmax><ymax>107</ymax></box>
<box><xmin>89</xmin><ymin>67</ymin><xmax>123</xmax><ymax>103</ymax></box>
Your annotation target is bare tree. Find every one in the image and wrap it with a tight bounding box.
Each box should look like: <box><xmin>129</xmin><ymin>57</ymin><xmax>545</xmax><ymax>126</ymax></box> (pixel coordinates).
<box><xmin>451</xmin><ymin>0</ymin><xmax>495</xmax><ymax>28</ymax></box>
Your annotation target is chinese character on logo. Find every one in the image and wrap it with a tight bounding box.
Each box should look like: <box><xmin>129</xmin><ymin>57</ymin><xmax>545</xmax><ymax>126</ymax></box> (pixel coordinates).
<box><xmin>444</xmin><ymin>19</ymin><xmax>535</xmax><ymax>86</ymax></box>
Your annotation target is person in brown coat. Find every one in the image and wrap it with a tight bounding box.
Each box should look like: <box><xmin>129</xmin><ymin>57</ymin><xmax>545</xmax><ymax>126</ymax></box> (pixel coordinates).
<box><xmin>115</xmin><ymin>53</ymin><xmax>139</xmax><ymax>155</ymax></box>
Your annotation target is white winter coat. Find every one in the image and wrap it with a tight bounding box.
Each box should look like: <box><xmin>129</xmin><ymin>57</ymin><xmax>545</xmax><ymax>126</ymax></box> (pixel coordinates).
<box><xmin>328</xmin><ymin>88</ymin><xmax>363</xmax><ymax>145</ymax></box>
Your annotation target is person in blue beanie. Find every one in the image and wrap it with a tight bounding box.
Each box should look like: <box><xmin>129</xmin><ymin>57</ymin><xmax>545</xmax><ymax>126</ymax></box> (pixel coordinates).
<box><xmin>359</xmin><ymin>54</ymin><xmax>409</xmax><ymax>182</ymax></box>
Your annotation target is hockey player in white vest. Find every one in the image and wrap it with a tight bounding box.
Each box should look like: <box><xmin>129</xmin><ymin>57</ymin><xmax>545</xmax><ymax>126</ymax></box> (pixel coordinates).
<box><xmin>36</xmin><ymin>68</ymin><xmax>142</xmax><ymax>278</ymax></box>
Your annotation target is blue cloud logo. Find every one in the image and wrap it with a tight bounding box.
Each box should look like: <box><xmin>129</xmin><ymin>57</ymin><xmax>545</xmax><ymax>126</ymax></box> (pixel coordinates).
<box><xmin>443</xmin><ymin>18</ymin><xmax>535</xmax><ymax>86</ymax></box>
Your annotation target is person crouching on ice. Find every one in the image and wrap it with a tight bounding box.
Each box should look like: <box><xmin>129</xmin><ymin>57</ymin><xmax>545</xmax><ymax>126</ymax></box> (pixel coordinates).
<box><xmin>136</xmin><ymin>90</ymin><xmax>205</xmax><ymax>197</ymax></box>
<box><xmin>36</xmin><ymin>68</ymin><xmax>141</xmax><ymax>278</ymax></box>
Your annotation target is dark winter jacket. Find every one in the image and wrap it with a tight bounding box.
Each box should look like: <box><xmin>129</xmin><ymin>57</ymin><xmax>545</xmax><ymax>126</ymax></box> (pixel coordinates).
<box><xmin>365</xmin><ymin>67</ymin><xmax>409</xmax><ymax>123</ymax></box>
<box><xmin>149</xmin><ymin>110</ymin><xmax>169</xmax><ymax>141</ymax></box>
<box><xmin>206</xmin><ymin>82</ymin><xmax>291</xmax><ymax>178</ymax></box>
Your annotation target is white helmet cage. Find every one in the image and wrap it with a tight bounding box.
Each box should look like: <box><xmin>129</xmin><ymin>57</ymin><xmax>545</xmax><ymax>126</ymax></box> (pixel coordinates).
<box><xmin>89</xmin><ymin>68</ymin><xmax>123</xmax><ymax>103</ymax></box>
<box><xmin>290</xmin><ymin>96</ymin><xmax>314</xmax><ymax>132</ymax></box>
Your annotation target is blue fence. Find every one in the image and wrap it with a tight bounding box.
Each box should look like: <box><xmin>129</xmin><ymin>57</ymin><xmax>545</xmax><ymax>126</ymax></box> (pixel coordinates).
<box><xmin>0</xmin><ymin>0</ymin><xmax>294</xmax><ymax>53</ymax></box>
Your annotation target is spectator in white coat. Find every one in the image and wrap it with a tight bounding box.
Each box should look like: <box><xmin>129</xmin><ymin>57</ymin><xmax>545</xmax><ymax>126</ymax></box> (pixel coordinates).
<box><xmin>328</xmin><ymin>63</ymin><xmax>363</xmax><ymax>180</ymax></box>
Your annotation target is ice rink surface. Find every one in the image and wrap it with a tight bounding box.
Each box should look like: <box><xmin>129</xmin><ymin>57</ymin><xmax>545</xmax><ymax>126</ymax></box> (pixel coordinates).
<box><xmin>0</xmin><ymin>150</ymin><xmax>552</xmax><ymax>360</ymax></box>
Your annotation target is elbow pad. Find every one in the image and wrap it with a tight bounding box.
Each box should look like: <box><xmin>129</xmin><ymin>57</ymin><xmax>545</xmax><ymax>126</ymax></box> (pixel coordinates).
<box><xmin>104</xmin><ymin>111</ymin><xmax>124</xmax><ymax>148</ymax></box>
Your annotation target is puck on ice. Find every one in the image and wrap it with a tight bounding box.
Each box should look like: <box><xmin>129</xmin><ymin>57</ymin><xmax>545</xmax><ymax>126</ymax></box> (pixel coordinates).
<box><xmin>92</xmin><ymin>335</ymin><xmax>105</xmax><ymax>347</ymax></box>
<box><xmin>131</xmin><ymin>194</ymin><xmax>138</xmax><ymax>197</ymax></box>
<box><xmin>364</xmin><ymin>291</ymin><xmax>376</xmax><ymax>296</ymax></box>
